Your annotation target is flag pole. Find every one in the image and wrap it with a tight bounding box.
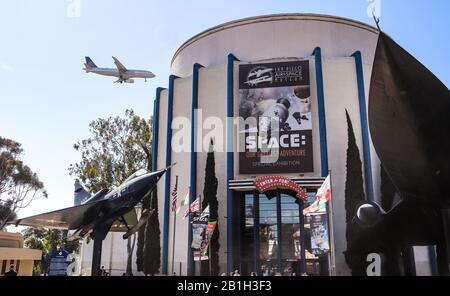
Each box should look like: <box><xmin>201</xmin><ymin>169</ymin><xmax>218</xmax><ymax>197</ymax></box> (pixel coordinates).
<box><xmin>326</xmin><ymin>170</ymin><xmax>336</xmax><ymax>276</ymax></box>
<box><xmin>172</xmin><ymin>205</ymin><xmax>177</xmax><ymax>275</ymax></box>
<box><xmin>186</xmin><ymin>186</ymin><xmax>191</xmax><ymax>275</ymax></box>
<box><xmin>298</xmin><ymin>198</ymin><xmax>307</xmax><ymax>275</ymax></box>
<box><xmin>209</xmin><ymin>237</ymin><xmax>212</xmax><ymax>276</ymax></box>
<box><xmin>199</xmin><ymin>194</ymin><xmax>202</xmax><ymax>276</ymax></box>
<box><xmin>171</xmin><ymin>176</ymin><xmax>178</xmax><ymax>275</ymax></box>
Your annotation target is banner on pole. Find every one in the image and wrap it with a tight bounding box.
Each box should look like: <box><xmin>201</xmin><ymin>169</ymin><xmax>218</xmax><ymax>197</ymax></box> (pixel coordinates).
<box><xmin>310</xmin><ymin>213</ymin><xmax>330</xmax><ymax>256</ymax></box>
<box><xmin>191</xmin><ymin>212</ymin><xmax>208</xmax><ymax>249</ymax></box>
<box><xmin>191</xmin><ymin>206</ymin><xmax>212</xmax><ymax>261</ymax></box>
<box><xmin>200</xmin><ymin>220</ymin><xmax>217</xmax><ymax>259</ymax></box>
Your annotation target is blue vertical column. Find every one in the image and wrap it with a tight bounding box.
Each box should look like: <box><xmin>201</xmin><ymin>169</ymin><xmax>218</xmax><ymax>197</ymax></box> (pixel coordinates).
<box><xmin>151</xmin><ymin>88</ymin><xmax>164</xmax><ymax>171</ymax></box>
<box><xmin>253</xmin><ymin>191</ymin><xmax>260</xmax><ymax>275</ymax></box>
<box><xmin>352</xmin><ymin>51</ymin><xmax>374</xmax><ymax>202</ymax></box>
<box><xmin>313</xmin><ymin>47</ymin><xmax>329</xmax><ymax>177</ymax></box>
<box><xmin>152</xmin><ymin>88</ymin><xmax>163</xmax><ymax>273</ymax></box>
<box><xmin>188</xmin><ymin>63</ymin><xmax>202</xmax><ymax>275</ymax></box>
<box><xmin>162</xmin><ymin>75</ymin><xmax>179</xmax><ymax>275</ymax></box>
<box><xmin>226</xmin><ymin>53</ymin><xmax>238</xmax><ymax>273</ymax></box>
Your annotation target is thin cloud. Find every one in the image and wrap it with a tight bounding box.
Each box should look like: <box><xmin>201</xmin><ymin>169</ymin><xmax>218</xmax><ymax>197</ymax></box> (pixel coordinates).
<box><xmin>0</xmin><ymin>59</ymin><xmax>14</xmax><ymax>72</ymax></box>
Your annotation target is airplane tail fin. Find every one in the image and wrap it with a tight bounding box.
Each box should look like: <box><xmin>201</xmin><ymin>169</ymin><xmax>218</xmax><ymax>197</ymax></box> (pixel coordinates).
<box><xmin>84</xmin><ymin>56</ymin><xmax>97</xmax><ymax>70</ymax></box>
<box><xmin>74</xmin><ymin>179</ymin><xmax>92</xmax><ymax>206</ymax></box>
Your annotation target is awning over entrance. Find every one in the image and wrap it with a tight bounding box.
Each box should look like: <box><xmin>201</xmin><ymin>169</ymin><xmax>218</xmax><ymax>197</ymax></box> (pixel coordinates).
<box><xmin>229</xmin><ymin>177</ymin><xmax>325</xmax><ymax>192</ymax></box>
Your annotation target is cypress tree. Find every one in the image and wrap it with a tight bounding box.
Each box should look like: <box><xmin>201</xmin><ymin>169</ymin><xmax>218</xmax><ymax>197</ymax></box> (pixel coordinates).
<box><xmin>143</xmin><ymin>187</ymin><xmax>161</xmax><ymax>275</ymax></box>
<box><xmin>201</xmin><ymin>139</ymin><xmax>220</xmax><ymax>276</ymax></box>
<box><xmin>343</xmin><ymin>110</ymin><xmax>367</xmax><ymax>275</ymax></box>
<box><xmin>136</xmin><ymin>194</ymin><xmax>150</xmax><ymax>272</ymax></box>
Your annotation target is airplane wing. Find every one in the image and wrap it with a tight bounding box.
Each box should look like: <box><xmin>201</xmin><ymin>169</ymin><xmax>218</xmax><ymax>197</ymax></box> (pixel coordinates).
<box><xmin>11</xmin><ymin>199</ymin><xmax>108</xmax><ymax>230</ymax></box>
<box><xmin>110</xmin><ymin>208</ymin><xmax>138</xmax><ymax>232</ymax></box>
<box><xmin>112</xmin><ymin>56</ymin><xmax>127</xmax><ymax>73</ymax></box>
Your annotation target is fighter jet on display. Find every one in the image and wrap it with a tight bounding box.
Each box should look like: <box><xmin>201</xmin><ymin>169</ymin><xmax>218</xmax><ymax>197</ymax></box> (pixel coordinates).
<box><xmin>11</xmin><ymin>166</ymin><xmax>171</xmax><ymax>242</ymax></box>
<box><xmin>83</xmin><ymin>56</ymin><xmax>155</xmax><ymax>83</ymax></box>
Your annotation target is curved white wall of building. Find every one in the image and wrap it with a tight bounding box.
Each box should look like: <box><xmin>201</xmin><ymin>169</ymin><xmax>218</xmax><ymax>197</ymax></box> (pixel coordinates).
<box><xmin>171</xmin><ymin>14</ymin><xmax>379</xmax><ymax>77</ymax></box>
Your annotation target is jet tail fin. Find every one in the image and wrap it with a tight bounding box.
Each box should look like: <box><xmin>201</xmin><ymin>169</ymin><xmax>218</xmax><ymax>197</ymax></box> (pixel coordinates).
<box><xmin>74</xmin><ymin>179</ymin><xmax>92</xmax><ymax>206</ymax></box>
<box><xmin>84</xmin><ymin>56</ymin><xmax>97</xmax><ymax>70</ymax></box>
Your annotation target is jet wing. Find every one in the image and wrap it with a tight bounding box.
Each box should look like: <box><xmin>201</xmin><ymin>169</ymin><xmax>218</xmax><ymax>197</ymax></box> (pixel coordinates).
<box><xmin>110</xmin><ymin>208</ymin><xmax>138</xmax><ymax>232</ymax></box>
<box><xmin>112</xmin><ymin>56</ymin><xmax>127</xmax><ymax>73</ymax></box>
<box><xmin>12</xmin><ymin>199</ymin><xmax>108</xmax><ymax>230</ymax></box>
<box><xmin>368</xmin><ymin>32</ymin><xmax>450</xmax><ymax>203</ymax></box>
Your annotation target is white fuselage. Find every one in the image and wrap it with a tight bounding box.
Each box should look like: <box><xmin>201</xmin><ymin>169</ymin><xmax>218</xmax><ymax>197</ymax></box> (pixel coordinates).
<box><xmin>85</xmin><ymin>67</ymin><xmax>155</xmax><ymax>80</ymax></box>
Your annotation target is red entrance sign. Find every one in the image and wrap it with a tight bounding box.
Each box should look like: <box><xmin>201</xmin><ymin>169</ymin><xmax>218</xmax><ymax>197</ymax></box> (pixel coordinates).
<box><xmin>254</xmin><ymin>176</ymin><xmax>308</xmax><ymax>201</ymax></box>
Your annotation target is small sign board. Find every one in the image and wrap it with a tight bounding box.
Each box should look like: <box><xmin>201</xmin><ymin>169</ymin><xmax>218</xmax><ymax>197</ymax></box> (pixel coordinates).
<box><xmin>48</xmin><ymin>249</ymin><xmax>70</xmax><ymax>276</ymax></box>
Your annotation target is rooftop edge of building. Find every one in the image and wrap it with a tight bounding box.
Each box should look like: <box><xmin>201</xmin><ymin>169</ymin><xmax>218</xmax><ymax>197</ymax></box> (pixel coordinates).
<box><xmin>171</xmin><ymin>13</ymin><xmax>379</xmax><ymax>68</ymax></box>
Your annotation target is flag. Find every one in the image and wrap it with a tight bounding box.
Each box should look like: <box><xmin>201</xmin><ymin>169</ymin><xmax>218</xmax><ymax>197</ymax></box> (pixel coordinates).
<box><xmin>316</xmin><ymin>174</ymin><xmax>331</xmax><ymax>202</ymax></box>
<box><xmin>184</xmin><ymin>196</ymin><xmax>200</xmax><ymax>219</ymax></box>
<box><xmin>171</xmin><ymin>177</ymin><xmax>179</xmax><ymax>212</ymax></box>
<box><xmin>303</xmin><ymin>174</ymin><xmax>331</xmax><ymax>216</ymax></box>
<box><xmin>175</xmin><ymin>189</ymin><xmax>190</xmax><ymax>215</ymax></box>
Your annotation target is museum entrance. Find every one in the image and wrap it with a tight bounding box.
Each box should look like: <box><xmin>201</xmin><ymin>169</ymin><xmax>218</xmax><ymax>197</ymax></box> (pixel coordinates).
<box><xmin>237</xmin><ymin>190</ymin><xmax>330</xmax><ymax>276</ymax></box>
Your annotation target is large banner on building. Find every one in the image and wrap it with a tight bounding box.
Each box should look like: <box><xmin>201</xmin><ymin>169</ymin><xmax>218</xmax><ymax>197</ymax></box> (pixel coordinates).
<box><xmin>238</xmin><ymin>60</ymin><xmax>313</xmax><ymax>174</ymax></box>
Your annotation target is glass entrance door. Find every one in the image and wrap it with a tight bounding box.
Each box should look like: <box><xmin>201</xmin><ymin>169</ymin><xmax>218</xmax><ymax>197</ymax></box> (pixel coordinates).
<box><xmin>239</xmin><ymin>190</ymin><xmax>327</xmax><ymax>276</ymax></box>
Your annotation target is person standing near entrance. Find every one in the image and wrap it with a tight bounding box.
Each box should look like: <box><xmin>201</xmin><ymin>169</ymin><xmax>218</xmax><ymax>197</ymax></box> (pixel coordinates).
<box><xmin>4</xmin><ymin>264</ymin><xmax>18</xmax><ymax>276</ymax></box>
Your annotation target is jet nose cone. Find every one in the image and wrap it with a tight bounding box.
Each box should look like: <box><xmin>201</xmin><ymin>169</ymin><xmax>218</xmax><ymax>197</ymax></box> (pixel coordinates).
<box><xmin>136</xmin><ymin>169</ymin><xmax>167</xmax><ymax>192</ymax></box>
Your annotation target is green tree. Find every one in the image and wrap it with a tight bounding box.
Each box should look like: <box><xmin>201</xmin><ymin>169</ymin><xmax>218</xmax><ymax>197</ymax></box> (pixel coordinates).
<box><xmin>201</xmin><ymin>139</ymin><xmax>220</xmax><ymax>276</ymax></box>
<box><xmin>343</xmin><ymin>110</ymin><xmax>367</xmax><ymax>276</ymax></box>
<box><xmin>0</xmin><ymin>137</ymin><xmax>47</xmax><ymax>229</ymax></box>
<box><xmin>23</xmin><ymin>227</ymin><xmax>79</xmax><ymax>254</ymax></box>
<box><xmin>69</xmin><ymin>109</ymin><xmax>154</xmax><ymax>275</ymax></box>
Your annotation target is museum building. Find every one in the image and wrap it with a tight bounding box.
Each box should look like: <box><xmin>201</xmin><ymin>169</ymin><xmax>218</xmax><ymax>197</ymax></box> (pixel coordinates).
<box><xmin>151</xmin><ymin>14</ymin><xmax>436</xmax><ymax>276</ymax></box>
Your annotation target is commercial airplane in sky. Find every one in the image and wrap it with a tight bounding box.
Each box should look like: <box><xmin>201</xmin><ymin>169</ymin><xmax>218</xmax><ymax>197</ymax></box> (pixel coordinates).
<box><xmin>83</xmin><ymin>56</ymin><xmax>155</xmax><ymax>83</ymax></box>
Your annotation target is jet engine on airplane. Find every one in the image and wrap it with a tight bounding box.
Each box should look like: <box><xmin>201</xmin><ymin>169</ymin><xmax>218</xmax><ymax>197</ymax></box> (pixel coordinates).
<box><xmin>355</xmin><ymin>201</ymin><xmax>386</xmax><ymax>227</ymax></box>
<box><xmin>125</xmin><ymin>79</ymin><xmax>135</xmax><ymax>83</ymax></box>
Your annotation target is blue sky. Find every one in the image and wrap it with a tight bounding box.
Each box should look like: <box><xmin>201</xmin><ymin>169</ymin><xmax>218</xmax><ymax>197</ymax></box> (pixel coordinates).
<box><xmin>1</xmin><ymin>0</ymin><xmax>449</xmax><ymax>222</ymax></box>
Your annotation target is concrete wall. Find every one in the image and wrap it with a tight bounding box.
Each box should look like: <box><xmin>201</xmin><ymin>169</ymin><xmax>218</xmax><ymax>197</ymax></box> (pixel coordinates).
<box><xmin>195</xmin><ymin>65</ymin><xmax>228</xmax><ymax>274</ymax></box>
<box><xmin>167</xmin><ymin>76</ymin><xmax>192</xmax><ymax>275</ymax></box>
<box><xmin>79</xmin><ymin>232</ymin><xmax>142</xmax><ymax>276</ymax></box>
<box><xmin>321</xmin><ymin>57</ymin><xmax>366</xmax><ymax>275</ymax></box>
